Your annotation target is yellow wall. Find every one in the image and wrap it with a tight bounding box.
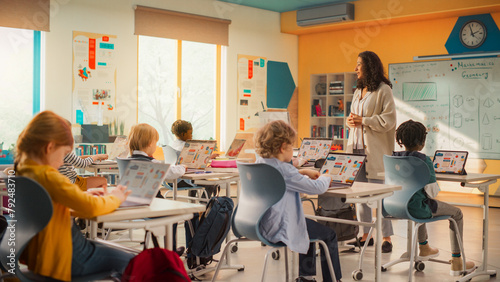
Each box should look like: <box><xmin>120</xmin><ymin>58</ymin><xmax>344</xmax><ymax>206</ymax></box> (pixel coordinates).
<box><xmin>287</xmin><ymin>1</ymin><xmax>500</xmax><ymax>194</ymax></box>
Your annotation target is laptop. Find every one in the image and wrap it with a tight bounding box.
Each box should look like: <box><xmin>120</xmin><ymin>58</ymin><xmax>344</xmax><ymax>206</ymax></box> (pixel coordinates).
<box><xmin>432</xmin><ymin>150</ymin><xmax>468</xmax><ymax>175</ymax></box>
<box><xmin>297</xmin><ymin>138</ymin><xmax>334</xmax><ymax>166</ymax></box>
<box><xmin>178</xmin><ymin>140</ymin><xmax>217</xmax><ymax>171</ymax></box>
<box><xmin>220</xmin><ymin>139</ymin><xmax>246</xmax><ymax>159</ymax></box>
<box><xmin>118</xmin><ymin>160</ymin><xmax>170</xmax><ymax>209</ymax></box>
<box><xmin>319</xmin><ymin>152</ymin><xmax>366</xmax><ymax>188</ymax></box>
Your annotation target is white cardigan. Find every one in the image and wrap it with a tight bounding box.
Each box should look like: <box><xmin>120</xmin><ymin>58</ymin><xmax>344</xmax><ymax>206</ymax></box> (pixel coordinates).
<box><xmin>346</xmin><ymin>82</ymin><xmax>396</xmax><ymax>178</ymax></box>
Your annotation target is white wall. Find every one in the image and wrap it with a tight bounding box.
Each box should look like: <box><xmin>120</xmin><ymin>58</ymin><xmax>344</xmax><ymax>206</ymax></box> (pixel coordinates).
<box><xmin>45</xmin><ymin>0</ymin><xmax>298</xmax><ymax>143</ymax></box>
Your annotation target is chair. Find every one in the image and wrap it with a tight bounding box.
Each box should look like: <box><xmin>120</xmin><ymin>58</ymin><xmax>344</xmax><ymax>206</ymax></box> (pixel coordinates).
<box><xmin>381</xmin><ymin>155</ymin><xmax>466</xmax><ymax>281</ymax></box>
<box><xmin>0</xmin><ymin>177</ymin><xmax>132</xmax><ymax>282</ymax></box>
<box><xmin>211</xmin><ymin>162</ymin><xmax>336</xmax><ymax>282</ymax></box>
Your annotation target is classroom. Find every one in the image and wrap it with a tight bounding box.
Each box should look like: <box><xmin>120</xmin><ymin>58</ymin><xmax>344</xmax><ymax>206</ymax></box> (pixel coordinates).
<box><xmin>0</xmin><ymin>0</ymin><xmax>500</xmax><ymax>281</ymax></box>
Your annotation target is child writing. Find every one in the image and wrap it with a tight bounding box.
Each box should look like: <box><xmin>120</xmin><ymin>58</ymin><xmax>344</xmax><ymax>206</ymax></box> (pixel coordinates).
<box><xmin>14</xmin><ymin>111</ymin><xmax>133</xmax><ymax>281</ymax></box>
<box><xmin>255</xmin><ymin>120</ymin><xmax>341</xmax><ymax>282</ymax></box>
<box><xmin>393</xmin><ymin>120</ymin><xmax>475</xmax><ymax>276</ymax></box>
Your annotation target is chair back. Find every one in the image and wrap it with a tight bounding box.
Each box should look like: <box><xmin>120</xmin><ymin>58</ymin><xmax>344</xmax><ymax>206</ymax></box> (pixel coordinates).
<box><xmin>162</xmin><ymin>145</ymin><xmax>179</xmax><ymax>165</ymax></box>
<box><xmin>383</xmin><ymin>155</ymin><xmax>431</xmax><ymax>220</ymax></box>
<box><xmin>116</xmin><ymin>157</ymin><xmax>132</xmax><ymax>179</ymax></box>
<box><xmin>0</xmin><ymin>177</ymin><xmax>53</xmax><ymax>281</ymax></box>
<box><xmin>234</xmin><ymin>163</ymin><xmax>286</xmax><ymax>246</ymax></box>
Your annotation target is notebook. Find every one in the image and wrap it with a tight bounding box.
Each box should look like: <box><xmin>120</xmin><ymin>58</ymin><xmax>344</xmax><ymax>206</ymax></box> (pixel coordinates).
<box><xmin>178</xmin><ymin>140</ymin><xmax>217</xmax><ymax>171</ymax></box>
<box><xmin>319</xmin><ymin>152</ymin><xmax>366</xmax><ymax>188</ymax></box>
<box><xmin>117</xmin><ymin>161</ymin><xmax>170</xmax><ymax>209</ymax></box>
<box><xmin>219</xmin><ymin>139</ymin><xmax>246</xmax><ymax>159</ymax></box>
<box><xmin>297</xmin><ymin>138</ymin><xmax>334</xmax><ymax>166</ymax></box>
<box><xmin>432</xmin><ymin>150</ymin><xmax>468</xmax><ymax>175</ymax></box>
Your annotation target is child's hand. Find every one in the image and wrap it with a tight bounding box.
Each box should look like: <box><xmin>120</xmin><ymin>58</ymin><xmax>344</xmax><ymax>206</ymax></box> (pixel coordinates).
<box><xmin>104</xmin><ymin>185</ymin><xmax>131</xmax><ymax>203</ymax></box>
<box><xmin>293</xmin><ymin>157</ymin><xmax>307</xmax><ymax>167</ymax></box>
<box><xmin>321</xmin><ymin>173</ymin><xmax>333</xmax><ymax>182</ymax></box>
<box><xmin>92</xmin><ymin>154</ymin><xmax>108</xmax><ymax>162</ymax></box>
<box><xmin>87</xmin><ymin>189</ymin><xmax>104</xmax><ymax>196</ymax></box>
<box><xmin>210</xmin><ymin>153</ymin><xmax>220</xmax><ymax>159</ymax></box>
<box><xmin>300</xmin><ymin>169</ymin><xmax>320</xmax><ymax>179</ymax></box>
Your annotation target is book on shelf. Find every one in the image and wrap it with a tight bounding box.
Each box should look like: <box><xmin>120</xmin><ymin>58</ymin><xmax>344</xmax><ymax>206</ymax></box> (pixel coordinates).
<box><xmin>331</xmin><ymin>144</ymin><xmax>343</xmax><ymax>151</ymax></box>
<box><xmin>327</xmin><ymin>125</ymin><xmax>344</xmax><ymax>139</ymax></box>
<box><xmin>75</xmin><ymin>144</ymin><xmax>107</xmax><ymax>156</ymax></box>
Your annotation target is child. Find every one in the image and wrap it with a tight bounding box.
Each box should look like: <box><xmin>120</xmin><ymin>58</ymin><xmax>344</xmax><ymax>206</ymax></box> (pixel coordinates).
<box><xmin>58</xmin><ymin>152</ymin><xmax>108</xmax><ymax>189</ymax></box>
<box><xmin>14</xmin><ymin>111</ymin><xmax>133</xmax><ymax>281</ymax></box>
<box><xmin>393</xmin><ymin>120</ymin><xmax>475</xmax><ymax>276</ymax></box>
<box><xmin>126</xmin><ymin>123</ymin><xmax>186</xmax><ymax>193</ymax></box>
<box><xmin>255</xmin><ymin>120</ymin><xmax>341</xmax><ymax>282</ymax></box>
<box><xmin>170</xmin><ymin>119</ymin><xmax>193</xmax><ymax>153</ymax></box>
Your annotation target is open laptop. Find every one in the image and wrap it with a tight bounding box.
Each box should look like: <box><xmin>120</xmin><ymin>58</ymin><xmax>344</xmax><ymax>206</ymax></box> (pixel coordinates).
<box><xmin>219</xmin><ymin>139</ymin><xmax>246</xmax><ymax>159</ymax></box>
<box><xmin>178</xmin><ymin>140</ymin><xmax>217</xmax><ymax>171</ymax></box>
<box><xmin>319</xmin><ymin>152</ymin><xmax>366</xmax><ymax>188</ymax></box>
<box><xmin>118</xmin><ymin>160</ymin><xmax>170</xmax><ymax>209</ymax></box>
<box><xmin>432</xmin><ymin>150</ymin><xmax>468</xmax><ymax>175</ymax></box>
<box><xmin>297</xmin><ymin>138</ymin><xmax>334</xmax><ymax>167</ymax></box>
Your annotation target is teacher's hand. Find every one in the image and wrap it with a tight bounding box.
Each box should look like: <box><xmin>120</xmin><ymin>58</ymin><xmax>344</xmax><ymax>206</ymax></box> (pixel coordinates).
<box><xmin>349</xmin><ymin>113</ymin><xmax>363</xmax><ymax>127</ymax></box>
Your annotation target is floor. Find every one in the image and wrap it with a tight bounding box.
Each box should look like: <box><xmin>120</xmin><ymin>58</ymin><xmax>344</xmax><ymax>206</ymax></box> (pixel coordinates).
<box><xmin>110</xmin><ymin>188</ymin><xmax>500</xmax><ymax>282</ymax></box>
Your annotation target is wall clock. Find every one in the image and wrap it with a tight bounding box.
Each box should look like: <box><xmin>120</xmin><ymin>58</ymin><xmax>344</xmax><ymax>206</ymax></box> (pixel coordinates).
<box><xmin>459</xmin><ymin>20</ymin><xmax>487</xmax><ymax>49</ymax></box>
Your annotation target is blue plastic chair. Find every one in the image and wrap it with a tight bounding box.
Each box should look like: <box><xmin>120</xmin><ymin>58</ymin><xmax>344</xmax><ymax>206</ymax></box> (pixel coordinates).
<box><xmin>0</xmin><ymin>177</ymin><xmax>118</xmax><ymax>282</ymax></box>
<box><xmin>382</xmin><ymin>155</ymin><xmax>466</xmax><ymax>281</ymax></box>
<box><xmin>211</xmin><ymin>162</ymin><xmax>336</xmax><ymax>282</ymax></box>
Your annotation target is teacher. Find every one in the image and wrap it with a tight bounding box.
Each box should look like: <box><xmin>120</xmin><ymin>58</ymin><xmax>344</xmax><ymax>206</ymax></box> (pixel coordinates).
<box><xmin>346</xmin><ymin>51</ymin><xmax>396</xmax><ymax>253</ymax></box>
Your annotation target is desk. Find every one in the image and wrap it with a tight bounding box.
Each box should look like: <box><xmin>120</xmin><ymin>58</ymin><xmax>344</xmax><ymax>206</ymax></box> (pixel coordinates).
<box><xmin>306</xmin><ymin>182</ymin><xmax>401</xmax><ymax>282</ymax></box>
<box><xmin>87</xmin><ymin>198</ymin><xmax>205</xmax><ymax>249</ymax></box>
<box><xmin>435</xmin><ymin>173</ymin><xmax>499</xmax><ymax>282</ymax></box>
<box><xmin>86</xmin><ymin>162</ymin><xmax>119</xmax><ymax>176</ymax></box>
<box><xmin>170</xmin><ymin>171</ymin><xmax>240</xmax><ymax>200</ymax></box>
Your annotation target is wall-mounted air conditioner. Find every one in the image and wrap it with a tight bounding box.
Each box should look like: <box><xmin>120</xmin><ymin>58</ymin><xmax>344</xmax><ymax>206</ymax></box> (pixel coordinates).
<box><xmin>296</xmin><ymin>3</ymin><xmax>354</xmax><ymax>26</ymax></box>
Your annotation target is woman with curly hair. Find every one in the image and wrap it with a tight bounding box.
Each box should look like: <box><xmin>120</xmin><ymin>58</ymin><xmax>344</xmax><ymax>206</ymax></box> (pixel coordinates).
<box><xmin>345</xmin><ymin>51</ymin><xmax>397</xmax><ymax>253</ymax></box>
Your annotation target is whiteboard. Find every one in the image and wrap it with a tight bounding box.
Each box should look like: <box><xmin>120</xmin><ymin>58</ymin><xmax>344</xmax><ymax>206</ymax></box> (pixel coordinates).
<box><xmin>389</xmin><ymin>58</ymin><xmax>500</xmax><ymax>159</ymax></box>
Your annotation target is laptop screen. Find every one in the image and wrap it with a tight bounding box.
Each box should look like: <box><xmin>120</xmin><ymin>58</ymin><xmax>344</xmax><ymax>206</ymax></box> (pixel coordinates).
<box><xmin>297</xmin><ymin>138</ymin><xmax>333</xmax><ymax>162</ymax></box>
<box><xmin>178</xmin><ymin>140</ymin><xmax>217</xmax><ymax>169</ymax></box>
<box><xmin>226</xmin><ymin>139</ymin><xmax>246</xmax><ymax>158</ymax></box>
<box><xmin>119</xmin><ymin>161</ymin><xmax>170</xmax><ymax>205</ymax></box>
<box><xmin>433</xmin><ymin>150</ymin><xmax>468</xmax><ymax>175</ymax></box>
<box><xmin>320</xmin><ymin>153</ymin><xmax>366</xmax><ymax>186</ymax></box>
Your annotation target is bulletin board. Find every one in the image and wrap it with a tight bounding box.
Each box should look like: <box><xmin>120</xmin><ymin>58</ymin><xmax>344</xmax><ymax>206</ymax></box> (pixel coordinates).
<box><xmin>389</xmin><ymin>57</ymin><xmax>500</xmax><ymax>159</ymax></box>
<box><xmin>72</xmin><ymin>31</ymin><xmax>117</xmax><ymax>125</ymax></box>
<box><xmin>237</xmin><ymin>54</ymin><xmax>267</xmax><ymax>132</ymax></box>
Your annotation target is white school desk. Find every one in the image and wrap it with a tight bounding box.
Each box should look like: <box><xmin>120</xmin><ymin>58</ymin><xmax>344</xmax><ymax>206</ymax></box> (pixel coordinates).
<box><xmin>436</xmin><ymin>173</ymin><xmax>499</xmax><ymax>282</ymax></box>
<box><xmin>86</xmin><ymin>162</ymin><xmax>119</xmax><ymax>176</ymax></box>
<box><xmin>305</xmin><ymin>182</ymin><xmax>401</xmax><ymax>282</ymax></box>
<box><xmin>87</xmin><ymin>198</ymin><xmax>205</xmax><ymax>249</ymax></box>
<box><xmin>169</xmin><ymin>171</ymin><xmax>240</xmax><ymax>200</ymax></box>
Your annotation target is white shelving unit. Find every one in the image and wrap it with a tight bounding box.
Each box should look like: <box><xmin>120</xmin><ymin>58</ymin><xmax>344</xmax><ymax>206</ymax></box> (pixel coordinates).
<box><xmin>310</xmin><ymin>72</ymin><xmax>357</xmax><ymax>151</ymax></box>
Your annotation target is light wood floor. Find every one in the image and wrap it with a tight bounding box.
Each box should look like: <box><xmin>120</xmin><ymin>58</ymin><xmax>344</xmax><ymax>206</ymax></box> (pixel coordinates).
<box><xmin>113</xmin><ymin>190</ymin><xmax>500</xmax><ymax>281</ymax></box>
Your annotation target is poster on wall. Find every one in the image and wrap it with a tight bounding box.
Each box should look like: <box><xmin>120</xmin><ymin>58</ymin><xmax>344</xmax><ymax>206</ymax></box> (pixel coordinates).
<box><xmin>237</xmin><ymin>54</ymin><xmax>267</xmax><ymax>132</ymax></box>
<box><xmin>72</xmin><ymin>31</ymin><xmax>117</xmax><ymax>125</ymax></box>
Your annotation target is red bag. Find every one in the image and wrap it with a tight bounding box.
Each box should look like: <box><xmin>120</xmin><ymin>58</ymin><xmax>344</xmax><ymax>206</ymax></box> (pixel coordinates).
<box><xmin>122</xmin><ymin>233</ymin><xmax>190</xmax><ymax>282</ymax></box>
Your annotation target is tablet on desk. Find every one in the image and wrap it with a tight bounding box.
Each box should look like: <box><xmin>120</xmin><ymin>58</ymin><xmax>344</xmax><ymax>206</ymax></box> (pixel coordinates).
<box><xmin>432</xmin><ymin>150</ymin><xmax>468</xmax><ymax>175</ymax></box>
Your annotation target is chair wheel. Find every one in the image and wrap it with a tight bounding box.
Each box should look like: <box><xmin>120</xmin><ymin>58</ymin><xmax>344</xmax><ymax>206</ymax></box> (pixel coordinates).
<box><xmin>414</xmin><ymin>261</ymin><xmax>425</xmax><ymax>272</ymax></box>
<box><xmin>230</xmin><ymin>244</ymin><xmax>238</xmax><ymax>253</ymax></box>
<box><xmin>261</xmin><ymin>242</ymin><xmax>266</xmax><ymax>246</ymax></box>
<box><xmin>381</xmin><ymin>266</ymin><xmax>387</xmax><ymax>272</ymax></box>
<box><xmin>272</xmin><ymin>250</ymin><xmax>280</xmax><ymax>260</ymax></box>
<box><xmin>352</xmin><ymin>269</ymin><xmax>363</xmax><ymax>280</ymax></box>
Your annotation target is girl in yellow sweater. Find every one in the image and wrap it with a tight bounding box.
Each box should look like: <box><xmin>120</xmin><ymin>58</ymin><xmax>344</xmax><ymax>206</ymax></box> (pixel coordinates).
<box><xmin>15</xmin><ymin>111</ymin><xmax>133</xmax><ymax>281</ymax></box>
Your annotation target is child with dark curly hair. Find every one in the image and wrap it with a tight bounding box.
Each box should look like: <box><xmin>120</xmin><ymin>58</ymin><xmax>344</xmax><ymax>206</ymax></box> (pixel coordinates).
<box><xmin>393</xmin><ymin>119</ymin><xmax>475</xmax><ymax>276</ymax></box>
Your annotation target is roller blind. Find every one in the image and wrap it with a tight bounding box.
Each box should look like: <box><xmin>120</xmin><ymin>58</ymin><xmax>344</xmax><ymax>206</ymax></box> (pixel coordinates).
<box><xmin>0</xmin><ymin>0</ymin><xmax>50</xmax><ymax>31</ymax></box>
<box><xmin>134</xmin><ymin>5</ymin><xmax>231</xmax><ymax>46</ymax></box>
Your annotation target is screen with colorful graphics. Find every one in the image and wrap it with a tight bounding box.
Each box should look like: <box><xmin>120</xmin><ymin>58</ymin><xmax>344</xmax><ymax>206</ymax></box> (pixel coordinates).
<box><xmin>433</xmin><ymin>150</ymin><xmax>468</xmax><ymax>175</ymax></box>
<box><xmin>321</xmin><ymin>153</ymin><xmax>366</xmax><ymax>186</ymax></box>
<box><xmin>178</xmin><ymin>140</ymin><xmax>217</xmax><ymax>169</ymax></box>
<box><xmin>297</xmin><ymin>138</ymin><xmax>334</xmax><ymax>162</ymax></box>
<box><xmin>226</xmin><ymin>139</ymin><xmax>246</xmax><ymax>158</ymax></box>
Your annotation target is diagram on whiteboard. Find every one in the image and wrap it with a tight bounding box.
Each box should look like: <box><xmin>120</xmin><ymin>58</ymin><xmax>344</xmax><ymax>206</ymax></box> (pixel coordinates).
<box><xmin>389</xmin><ymin>58</ymin><xmax>500</xmax><ymax>159</ymax></box>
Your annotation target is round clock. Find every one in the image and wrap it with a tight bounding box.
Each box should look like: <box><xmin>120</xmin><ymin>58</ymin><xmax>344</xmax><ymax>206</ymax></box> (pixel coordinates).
<box><xmin>459</xmin><ymin>20</ymin><xmax>487</xmax><ymax>48</ymax></box>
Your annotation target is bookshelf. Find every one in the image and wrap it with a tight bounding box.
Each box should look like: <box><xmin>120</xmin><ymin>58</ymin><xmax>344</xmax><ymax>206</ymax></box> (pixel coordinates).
<box><xmin>310</xmin><ymin>72</ymin><xmax>357</xmax><ymax>151</ymax></box>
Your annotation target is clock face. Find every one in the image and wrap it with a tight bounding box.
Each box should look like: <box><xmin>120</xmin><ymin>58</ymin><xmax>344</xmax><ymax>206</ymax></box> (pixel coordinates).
<box><xmin>460</xmin><ymin>20</ymin><xmax>487</xmax><ymax>48</ymax></box>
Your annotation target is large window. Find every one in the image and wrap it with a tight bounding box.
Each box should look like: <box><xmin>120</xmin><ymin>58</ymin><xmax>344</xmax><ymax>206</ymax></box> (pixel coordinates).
<box><xmin>0</xmin><ymin>27</ymin><xmax>42</xmax><ymax>149</ymax></box>
<box><xmin>138</xmin><ymin>36</ymin><xmax>219</xmax><ymax>146</ymax></box>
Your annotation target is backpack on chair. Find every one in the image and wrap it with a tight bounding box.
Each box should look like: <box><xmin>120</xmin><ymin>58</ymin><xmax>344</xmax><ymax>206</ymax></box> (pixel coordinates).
<box><xmin>122</xmin><ymin>233</ymin><xmax>190</xmax><ymax>282</ymax></box>
<box><xmin>316</xmin><ymin>194</ymin><xmax>359</xmax><ymax>242</ymax></box>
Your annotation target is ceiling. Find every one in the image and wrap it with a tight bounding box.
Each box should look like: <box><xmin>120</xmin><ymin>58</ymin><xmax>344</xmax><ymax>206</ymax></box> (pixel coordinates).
<box><xmin>216</xmin><ymin>0</ymin><xmax>353</xmax><ymax>13</ymax></box>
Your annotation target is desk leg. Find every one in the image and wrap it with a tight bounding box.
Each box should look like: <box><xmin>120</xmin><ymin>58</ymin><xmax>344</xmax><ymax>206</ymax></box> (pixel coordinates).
<box><xmin>458</xmin><ymin>181</ymin><xmax>497</xmax><ymax>281</ymax></box>
<box><xmin>173</xmin><ymin>180</ymin><xmax>178</xmax><ymax>201</ymax></box>
<box><xmin>90</xmin><ymin>221</ymin><xmax>98</xmax><ymax>239</ymax></box>
<box><xmin>375</xmin><ymin>199</ymin><xmax>382</xmax><ymax>282</ymax></box>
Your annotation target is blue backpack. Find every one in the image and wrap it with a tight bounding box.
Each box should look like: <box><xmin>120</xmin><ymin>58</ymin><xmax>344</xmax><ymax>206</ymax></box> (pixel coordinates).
<box><xmin>188</xmin><ymin>197</ymin><xmax>234</xmax><ymax>257</ymax></box>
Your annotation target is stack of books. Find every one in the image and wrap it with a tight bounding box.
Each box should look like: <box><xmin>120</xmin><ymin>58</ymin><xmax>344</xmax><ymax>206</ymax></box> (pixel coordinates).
<box><xmin>329</xmin><ymin>81</ymin><xmax>344</xmax><ymax>95</ymax></box>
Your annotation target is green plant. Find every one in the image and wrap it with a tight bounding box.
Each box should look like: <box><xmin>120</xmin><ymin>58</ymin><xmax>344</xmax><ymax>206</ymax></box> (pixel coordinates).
<box><xmin>119</xmin><ymin>121</ymin><xmax>124</xmax><ymax>136</ymax></box>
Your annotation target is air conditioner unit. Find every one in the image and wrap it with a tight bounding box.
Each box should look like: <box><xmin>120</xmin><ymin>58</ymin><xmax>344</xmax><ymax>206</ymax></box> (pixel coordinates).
<box><xmin>296</xmin><ymin>3</ymin><xmax>354</xmax><ymax>26</ymax></box>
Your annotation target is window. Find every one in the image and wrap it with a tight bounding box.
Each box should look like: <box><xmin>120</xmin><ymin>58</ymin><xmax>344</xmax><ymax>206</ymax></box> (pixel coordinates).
<box><xmin>0</xmin><ymin>27</ymin><xmax>42</xmax><ymax>149</ymax></box>
<box><xmin>138</xmin><ymin>36</ymin><xmax>220</xmax><ymax>146</ymax></box>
